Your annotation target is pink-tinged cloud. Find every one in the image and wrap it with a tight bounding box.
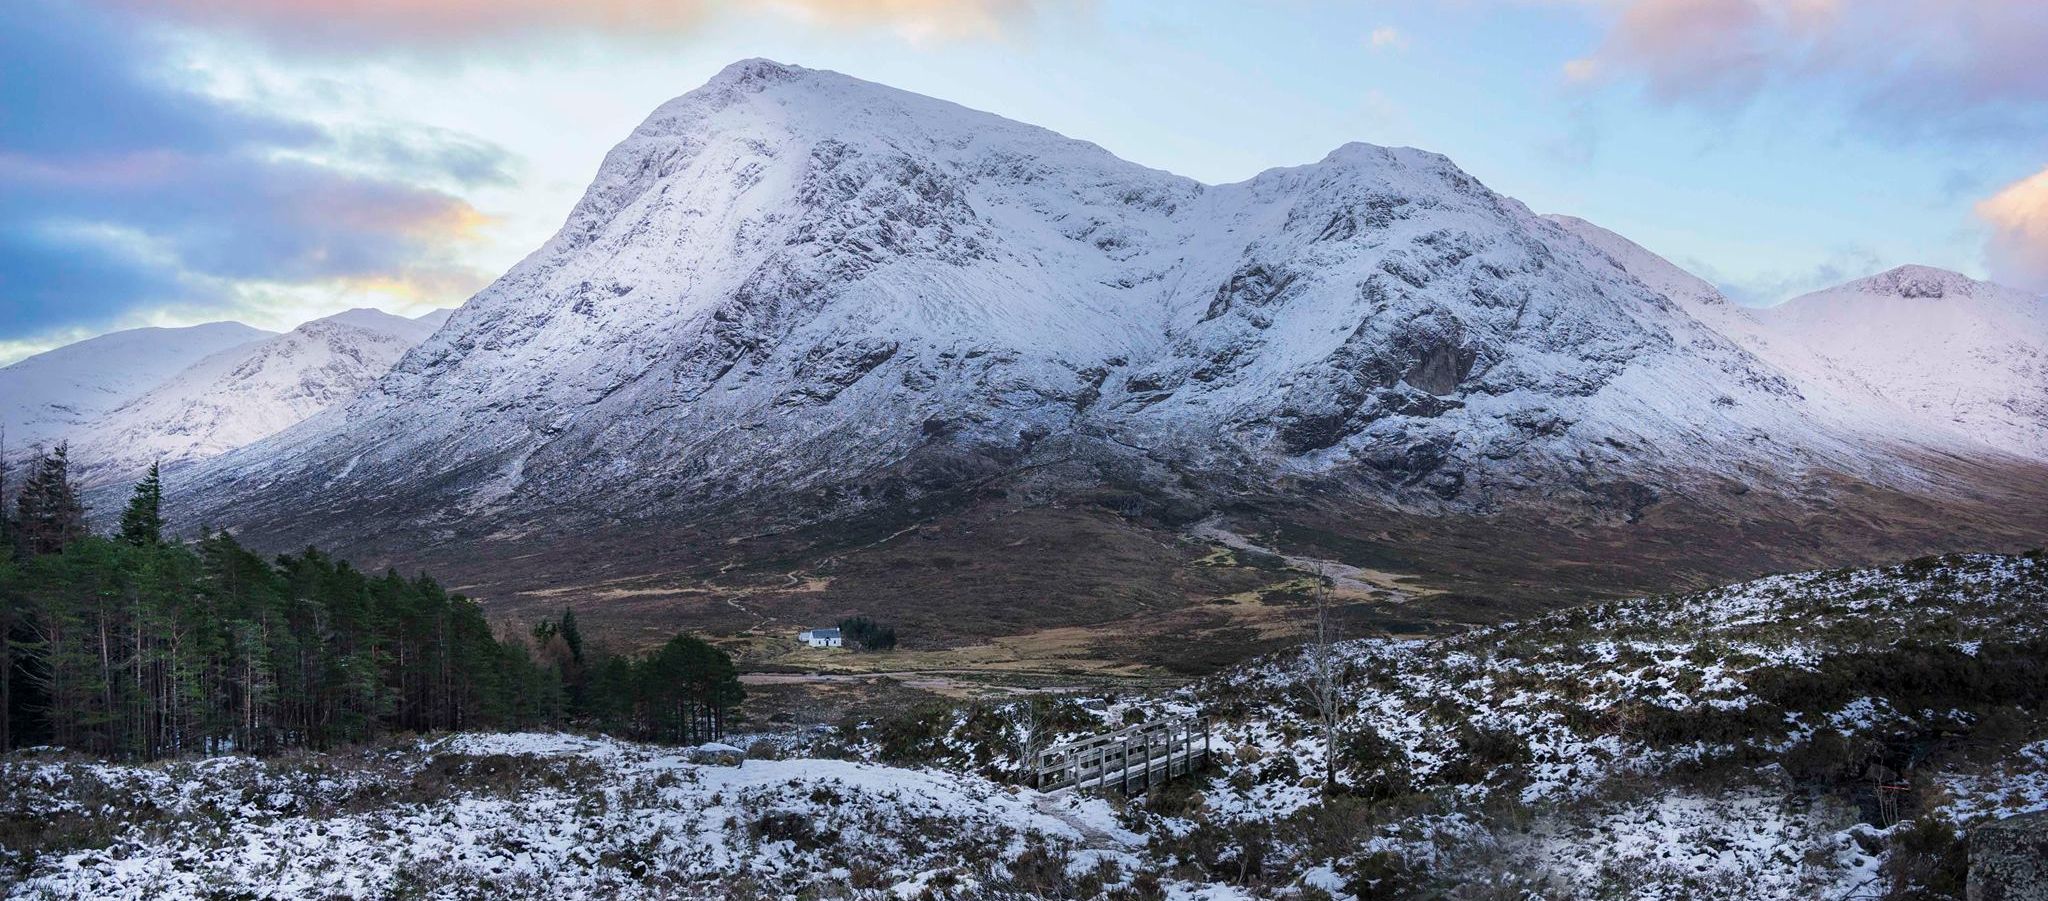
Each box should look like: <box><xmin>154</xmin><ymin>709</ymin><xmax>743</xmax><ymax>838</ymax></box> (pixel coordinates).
<box><xmin>110</xmin><ymin>0</ymin><xmax>1060</xmax><ymax>46</ymax></box>
<box><xmin>1978</xmin><ymin>167</ymin><xmax>2048</xmax><ymax>292</ymax></box>
<box><xmin>1560</xmin><ymin>0</ymin><xmax>2048</xmax><ymax>137</ymax></box>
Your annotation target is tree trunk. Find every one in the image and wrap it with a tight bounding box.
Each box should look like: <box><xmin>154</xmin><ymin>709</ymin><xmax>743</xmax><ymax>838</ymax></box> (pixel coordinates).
<box><xmin>1</xmin><ymin>625</ymin><xmax>11</xmax><ymax>753</ymax></box>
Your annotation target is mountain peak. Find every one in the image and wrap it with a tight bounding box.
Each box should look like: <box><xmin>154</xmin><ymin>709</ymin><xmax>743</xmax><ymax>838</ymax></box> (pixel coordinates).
<box><xmin>1319</xmin><ymin>141</ymin><xmax>1448</xmax><ymax>170</ymax></box>
<box><xmin>311</xmin><ymin>307</ymin><xmax>411</xmax><ymax>330</ymax></box>
<box><xmin>1840</xmin><ymin>264</ymin><xmax>1987</xmax><ymax>299</ymax></box>
<box><xmin>707</xmin><ymin>57</ymin><xmax>806</xmax><ymax>84</ymax></box>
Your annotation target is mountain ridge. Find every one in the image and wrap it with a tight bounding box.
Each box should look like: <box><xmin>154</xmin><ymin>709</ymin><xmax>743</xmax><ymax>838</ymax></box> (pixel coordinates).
<box><xmin>107</xmin><ymin>60</ymin><xmax>2048</xmax><ymax>653</ymax></box>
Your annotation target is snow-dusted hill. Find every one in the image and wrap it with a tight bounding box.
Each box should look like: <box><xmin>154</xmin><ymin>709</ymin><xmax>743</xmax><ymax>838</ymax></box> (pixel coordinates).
<box><xmin>1176</xmin><ymin>551</ymin><xmax>2048</xmax><ymax>897</ymax></box>
<box><xmin>61</xmin><ymin>309</ymin><xmax>446</xmax><ymax>486</ymax></box>
<box><xmin>1761</xmin><ymin>265</ymin><xmax>2048</xmax><ymax>460</ymax></box>
<box><xmin>1</xmin><ymin>322</ymin><xmax>273</xmax><ymax>454</ymax></box>
<box><xmin>164</xmin><ymin>59</ymin><xmax>1963</xmax><ymax>556</ymax></box>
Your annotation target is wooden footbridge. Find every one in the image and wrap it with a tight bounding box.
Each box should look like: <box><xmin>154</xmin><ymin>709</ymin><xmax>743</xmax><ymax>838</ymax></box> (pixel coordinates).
<box><xmin>1034</xmin><ymin>717</ymin><xmax>1209</xmax><ymax>794</ymax></box>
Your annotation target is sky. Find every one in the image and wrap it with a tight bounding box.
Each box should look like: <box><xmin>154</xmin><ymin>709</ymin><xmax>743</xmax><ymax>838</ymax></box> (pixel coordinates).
<box><xmin>3</xmin><ymin>0</ymin><xmax>2045</xmax><ymax>364</ymax></box>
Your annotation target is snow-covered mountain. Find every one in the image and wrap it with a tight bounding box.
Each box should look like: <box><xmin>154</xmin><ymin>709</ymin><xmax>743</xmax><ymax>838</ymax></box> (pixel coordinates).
<box><xmin>154</xmin><ymin>60</ymin><xmax>2047</xmax><ymax>603</ymax></box>
<box><xmin>1548</xmin><ymin>215</ymin><xmax>2048</xmax><ymax>463</ymax></box>
<box><xmin>1760</xmin><ymin>265</ymin><xmax>2048</xmax><ymax>460</ymax></box>
<box><xmin>62</xmin><ymin>308</ymin><xmax>446</xmax><ymax>486</ymax></box>
<box><xmin>1</xmin><ymin>322</ymin><xmax>274</xmax><ymax>453</ymax></box>
<box><xmin>172</xmin><ymin>62</ymin><xmax>1867</xmax><ymax>531</ymax></box>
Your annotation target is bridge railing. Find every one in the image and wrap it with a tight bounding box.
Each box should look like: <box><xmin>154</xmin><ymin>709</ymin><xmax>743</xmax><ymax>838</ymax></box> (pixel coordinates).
<box><xmin>1034</xmin><ymin>716</ymin><xmax>1209</xmax><ymax>794</ymax></box>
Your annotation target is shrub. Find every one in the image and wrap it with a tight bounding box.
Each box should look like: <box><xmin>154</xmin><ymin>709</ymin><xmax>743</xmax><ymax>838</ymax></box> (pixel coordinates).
<box><xmin>1881</xmin><ymin>816</ymin><xmax>1966</xmax><ymax>900</ymax></box>
<box><xmin>1779</xmin><ymin>728</ymin><xmax>1860</xmax><ymax>787</ymax></box>
<box><xmin>875</xmin><ymin>701</ymin><xmax>958</xmax><ymax>764</ymax></box>
<box><xmin>749</xmin><ymin>810</ymin><xmax>837</xmax><ymax>852</ymax></box>
<box><xmin>1335</xmin><ymin>724</ymin><xmax>1413</xmax><ymax>798</ymax></box>
<box><xmin>1436</xmin><ymin>723</ymin><xmax>1530</xmax><ymax>785</ymax></box>
<box><xmin>1345</xmin><ymin>850</ymin><xmax>1420</xmax><ymax>900</ymax></box>
<box><xmin>1008</xmin><ymin>840</ymin><xmax>1073</xmax><ymax>896</ymax></box>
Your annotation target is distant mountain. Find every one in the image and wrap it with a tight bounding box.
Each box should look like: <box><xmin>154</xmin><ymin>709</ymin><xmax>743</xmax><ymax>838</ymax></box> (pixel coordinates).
<box><xmin>1760</xmin><ymin>265</ymin><xmax>2048</xmax><ymax>460</ymax></box>
<box><xmin>413</xmin><ymin>308</ymin><xmax>455</xmax><ymax>330</ymax></box>
<box><xmin>1543</xmin><ymin>216</ymin><xmax>1974</xmax><ymax>450</ymax></box>
<box><xmin>63</xmin><ymin>309</ymin><xmax>443</xmax><ymax>487</ymax></box>
<box><xmin>149</xmin><ymin>61</ymin><xmax>2047</xmax><ymax>640</ymax></box>
<box><xmin>1</xmin><ymin>322</ymin><xmax>274</xmax><ymax>454</ymax></box>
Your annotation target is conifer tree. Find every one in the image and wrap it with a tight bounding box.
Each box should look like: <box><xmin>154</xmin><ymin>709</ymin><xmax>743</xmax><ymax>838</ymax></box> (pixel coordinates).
<box><xmin>118</xmin><ymin>461</ymin><xmax>166</xmax><ymax>546</ymax></box>
<box><xmin>0</xmin><ymin>430</ymin><xmax>14</xmax><ymax>558</ymax></box>
<box><xmin>15</xmin><ymin>444</ymin><xmax>85</xmax><ymax>557</ymax></box>
<box><xmin>558</xmin><ymin>608</ymin><xmax>585</xmax><ymax>665</ymax></box>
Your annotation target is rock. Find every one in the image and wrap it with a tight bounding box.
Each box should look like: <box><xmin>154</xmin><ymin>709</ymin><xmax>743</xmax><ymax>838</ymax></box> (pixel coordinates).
<box><xmin>1970</xmin><ymin>811</ymin><xmax>2048</xmax><ymax>901</ymax></box>
<box><xmin>687</xmin><ymin>742</ymin><xmax>745</xmax><ymax>767</ymax></box>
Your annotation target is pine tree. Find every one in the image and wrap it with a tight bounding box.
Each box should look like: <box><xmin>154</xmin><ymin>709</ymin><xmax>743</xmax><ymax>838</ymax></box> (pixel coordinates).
<box><xmin>558</xmin><ymin>608</ymin><xmax>585</xmax><ymax>665</ymax></box>
<box><xmin>15</xmin><ymin>444</ymin><xmax>85</xmax><ymax>557</ymax></box>
<box><xmin>118</xmin><ymin>461</ymin><xmax>166</xmax><ymax>546</ymax></box>
<box><xmin>0</xmin><ymin>430</ymin><xmax>15</xmax><ymax>558</ymax></box>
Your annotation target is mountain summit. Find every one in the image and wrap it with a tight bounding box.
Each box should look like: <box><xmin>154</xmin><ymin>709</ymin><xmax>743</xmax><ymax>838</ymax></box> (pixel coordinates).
<box><xmin>157</xmin><ymin>61</ymin><xmax>2048</xmax><ymax>620</ymax></box>
<box><xmin>1839</xmin><ymin>264</ymin><xmax>1997</xmax><ymax>300</ymax></box>
<box><xmin>1762</xmin><ymin>265</ymin><xmax>2047</xmax><ymax>459</ymax></box>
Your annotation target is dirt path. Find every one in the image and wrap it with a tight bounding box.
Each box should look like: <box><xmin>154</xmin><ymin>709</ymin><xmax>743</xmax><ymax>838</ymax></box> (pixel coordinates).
<box><xmin>740</xmin><ymin>670</ymin><xmax>1094</xmax><ymax>696</ymax></box>
<box><xmin>1190</xmin><ymin>516</ymin><xmax>1434</xmax><ymax>603</ymax></box>
<box><xmin>1031</xmin><ymin>793</ymin><xmax>1138</xmax><ymax>850</ymax></box>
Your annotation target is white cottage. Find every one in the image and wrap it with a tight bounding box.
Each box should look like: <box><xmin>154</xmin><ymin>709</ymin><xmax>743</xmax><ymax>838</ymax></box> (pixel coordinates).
<box><xmin>797</xmin><ymin>627</ymin><xmax>842</xmax><ymax>648</ymax></box>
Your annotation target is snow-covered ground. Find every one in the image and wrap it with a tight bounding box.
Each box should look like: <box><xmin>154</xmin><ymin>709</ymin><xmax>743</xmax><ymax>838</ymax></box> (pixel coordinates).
<box><xmin>5</xmin><ymin>553</ymin><xmax>2044</xmax><ymax>900</ymax></box>
<box><xmin>3</xmin><ymin>732</ymin><xmax>1159</xmax><ymax>900</ymax></box>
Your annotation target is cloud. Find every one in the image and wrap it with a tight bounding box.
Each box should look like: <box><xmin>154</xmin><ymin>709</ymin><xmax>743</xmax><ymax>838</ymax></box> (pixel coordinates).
<box><xmin>103</xmin><ymin>0</ymin><xmax>1062</xmax><ymax>49</ymax></box>
<box><xmin>0</xmin><ymin>0</ymin><xmax>498</xmax><ymax>340</ymax></box>
<box><xmin>1367</xmin><ymin>26</ymin><xmax>1409</xmax><ymax>51</ymax></box>
<box><xmin>1554</xmin><ymin>0</ymin><xmax>2048</xmax><ymax>140</ymax></box>
<box><xmin>1977</xmin><ymin>166</ymin><xmax>2048</xmax><ymax>292</ymax></box>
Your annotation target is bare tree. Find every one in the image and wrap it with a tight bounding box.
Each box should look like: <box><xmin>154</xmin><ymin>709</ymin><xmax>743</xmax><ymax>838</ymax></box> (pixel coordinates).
<box><xmin>1015</xmin><ymin>696</ymin><xmax>1057</xmax><ymax>786</ymax></box>
<box><xmin>1306</xmin><ymin>563</ymin><xmax>1346</xmax><ymax>791</ymax></box>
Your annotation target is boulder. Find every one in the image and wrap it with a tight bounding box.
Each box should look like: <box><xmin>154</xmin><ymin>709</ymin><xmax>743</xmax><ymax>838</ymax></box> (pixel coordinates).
<box><xmin>1971</xmin><ymin>811</ymin><xmax>2048</xmax><ymax>901</ymax></box>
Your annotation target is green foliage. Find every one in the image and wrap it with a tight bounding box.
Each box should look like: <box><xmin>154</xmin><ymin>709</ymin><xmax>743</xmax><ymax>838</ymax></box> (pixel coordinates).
<box><xmin>0</xmin><ymin>532</ymin><xmax>558</xmax><ymax>759</ymax></box>
<box><xmin>519</xmin><ymin>612</ymin><xmax>744</xmax><ymax>746</ymax></box>
<box><xmin>627</xmin><ymin>633</ymin><xmax>743</xmax><ymax>745</ymax></box>
<box><xmin>1881</xmin><ymin>816</ymin><xmax>1968</xmax><ymax>900</ymax></box>
<box><xmin>836</xmin><ymin>615</ymin><xmax>897</xmax><ymax>651</ymax></box>
<box><xmin>13</xmin><ymin>444</ymin><xmax>85</xmax><ymax>557</ymax></box>
<box><xmin>557</xmin><ymin>608</ymin><xmax>584</xmax><ymax>663</ymax></box>
<box><xmin>116</xmin><ymin>462</ymin><xmax>164</xmax><ymax>546</ymax></box>
<box><xmin>0</xmin><ymin>441</ymin><xmax>14</xmax><ymax>557</ymax></box>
